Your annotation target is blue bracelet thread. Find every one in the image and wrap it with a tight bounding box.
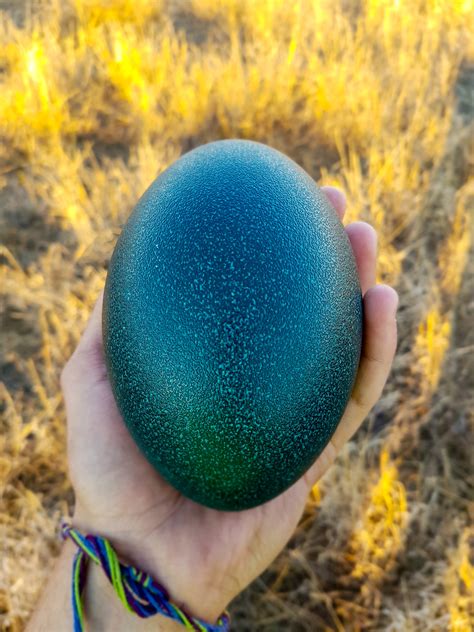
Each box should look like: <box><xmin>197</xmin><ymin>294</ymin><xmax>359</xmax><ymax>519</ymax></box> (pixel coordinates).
<box><xmin>61</xmin><ymin>522</ymin><xmax>231</xmax><ymax>632</ymax></box>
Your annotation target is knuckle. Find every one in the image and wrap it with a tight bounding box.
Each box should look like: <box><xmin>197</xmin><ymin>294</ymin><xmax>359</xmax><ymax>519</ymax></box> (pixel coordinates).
<box><xmin>350</xmin><ymin>385</ymin><xmax>373</xmax><ymax>412</ymax></box>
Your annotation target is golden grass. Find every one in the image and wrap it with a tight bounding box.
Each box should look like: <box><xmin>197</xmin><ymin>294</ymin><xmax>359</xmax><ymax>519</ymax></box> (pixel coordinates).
<box><xmin>1</xmin><ymin>0</ymin><xmax>473</xmax><ymax>630</ymax></box>
<box><xmin>72</xmin><ymin>0</ymin><xmax>164</xmax><ymax>26</ymax></box>
<box><xmin>415</xmin><ymin>304</ymin><xmax>452</xmax><ymax>395</ymax></box>
<box><xmin>445</xmin><ymin>528</ymin><xmax>474</xmax><ymax>632</ymax></box>
<box><xmin>350</xmin><ymin>450</ymin><xmax>408</xmax><ymax>584</ymax></box>
<box><xmin>438</xmin><ymin>179</ymin><xmax>473</xmax><ymax>297</ymax></box>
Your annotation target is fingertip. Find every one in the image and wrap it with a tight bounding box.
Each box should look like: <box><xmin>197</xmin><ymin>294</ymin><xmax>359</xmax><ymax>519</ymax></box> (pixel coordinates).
<box><xmin>346</xmin><ymin>220</ymin><xmax>377</xmax><ymax>244</ymax></box>
<box><xmin>364</xmin><ymin>284</ymin><xmax>399</xmax><ymax>320</ymax></box>
<box><xmin>362</xmin><ymin>284</ymin><xmax>399</xmax><ymax>365</ymax></box>
<box><xmin>321</xmin><ymin>185</ymin><xmax>347</xmax><ymax>220</ymax></box>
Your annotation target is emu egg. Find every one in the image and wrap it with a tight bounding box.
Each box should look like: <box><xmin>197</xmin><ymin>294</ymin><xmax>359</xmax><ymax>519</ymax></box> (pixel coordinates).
<box><xmin>103</xmin><ymin>139</ymin><xmax>363</xmax><ymax>511</ymax></box>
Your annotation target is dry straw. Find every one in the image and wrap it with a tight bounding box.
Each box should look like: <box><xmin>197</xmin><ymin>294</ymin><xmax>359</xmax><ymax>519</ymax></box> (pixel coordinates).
<box><xmin>1</xmin><ymin>0</ymin><xmax>473</xmax><ymax>630</ymax></box>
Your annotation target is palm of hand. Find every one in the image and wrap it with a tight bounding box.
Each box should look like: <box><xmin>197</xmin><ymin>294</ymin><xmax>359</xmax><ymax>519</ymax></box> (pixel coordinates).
<box><xmin>62</xmin><ymin>187</ymin><xmax>398</xmax><ymax>621</ymax></box>
<box><xmin>66</xmin><ymin>350</ymin><xmax>313</xmax><ymax>620</ymax></box>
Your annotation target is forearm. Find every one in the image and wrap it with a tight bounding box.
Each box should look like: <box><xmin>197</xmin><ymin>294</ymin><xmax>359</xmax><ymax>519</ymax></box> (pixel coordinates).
<box><xmin>26</xmin><ymin>539</ymin><xmax>182</xmax><ymax>632</ymax></box>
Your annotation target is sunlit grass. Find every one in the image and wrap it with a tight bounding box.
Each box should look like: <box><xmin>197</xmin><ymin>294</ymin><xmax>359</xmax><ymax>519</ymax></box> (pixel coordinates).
<box><xmin>349</xmin><ymin>450</ymin><xmax>408</xmax><ymax>583</ymax></box>
<box><xmin>72</xmin><ymin>0</ymin><xmax>163</xmax><ymax>26</ymax></box>
<box><xmin>438</xmin><ymin>179</ymin><xmax>473</xmax><ymax>297</ymax></box>
<box><xmin>0</xmin><ymin>0</ymin><xmax>473</xmax><ymax>629</ymax></box>
<box><xmin>415</xmin><ymin>304</ymin><xmax>452</xmax><ymax>395</ymax></box>
<box><xmin>445</xmin><ymin>528</ymin><xmax>474</xmax><ymax>632</ymax></box>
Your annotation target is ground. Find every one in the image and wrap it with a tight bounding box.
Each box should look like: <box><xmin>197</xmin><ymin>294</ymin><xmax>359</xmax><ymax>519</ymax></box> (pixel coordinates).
<box><xmin>0</xmin><ymin>1</ymin><xmax>473</xmax><ymax>630</ymax></box>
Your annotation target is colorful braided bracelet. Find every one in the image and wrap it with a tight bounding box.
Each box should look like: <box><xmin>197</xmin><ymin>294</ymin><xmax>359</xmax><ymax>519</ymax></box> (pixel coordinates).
<box><xmin>61</xmin><ymin>522</ymin><xmax>231</xmax><ymax>632</ymax></box>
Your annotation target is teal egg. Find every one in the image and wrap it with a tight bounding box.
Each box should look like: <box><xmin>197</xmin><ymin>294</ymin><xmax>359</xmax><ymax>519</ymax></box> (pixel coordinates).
<box><xmin>103</xmin><ymin>139</ymin><xmax>362</xmax><ymax>511</ymax></box>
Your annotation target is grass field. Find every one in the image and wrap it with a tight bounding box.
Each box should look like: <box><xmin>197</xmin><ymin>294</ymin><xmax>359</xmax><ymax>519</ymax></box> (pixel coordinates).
<box><xmin>0</xmin><ymin>0</ymin><xmax>473</xmax><ymax>630</ymax></box>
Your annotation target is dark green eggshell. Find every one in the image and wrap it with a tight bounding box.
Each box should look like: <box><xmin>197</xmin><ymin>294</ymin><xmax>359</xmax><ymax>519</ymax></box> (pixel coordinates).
<box><xmin>103</xmin><ymin>139</ymin><xmax>363</xmax><ymax>511</ymax></box>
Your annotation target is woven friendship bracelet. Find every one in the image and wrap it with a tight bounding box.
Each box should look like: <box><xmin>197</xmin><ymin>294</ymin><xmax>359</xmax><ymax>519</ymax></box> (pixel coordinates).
<box><xmin>61</xmin><ymin>522</ymin><xmax>231</xmax><ymax>632</ymax></box>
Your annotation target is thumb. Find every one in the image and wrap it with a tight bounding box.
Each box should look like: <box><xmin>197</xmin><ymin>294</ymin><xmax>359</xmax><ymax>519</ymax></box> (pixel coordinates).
<box><xmin>76</xmin><ymin>290</ymin><xmax>104</xmax><ymax>354</ymax></box>
<box><xmin>60</xmin><ymin>289</ymin><xmax>107</xmax><ymax>391</ymax></box>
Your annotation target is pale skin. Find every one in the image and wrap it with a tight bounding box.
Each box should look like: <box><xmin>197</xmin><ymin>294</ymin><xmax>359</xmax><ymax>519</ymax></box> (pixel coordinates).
<box><xmin>27</xmin><ymin>187</ymin><xmax>398</xmax><ymax>631</ymax></box>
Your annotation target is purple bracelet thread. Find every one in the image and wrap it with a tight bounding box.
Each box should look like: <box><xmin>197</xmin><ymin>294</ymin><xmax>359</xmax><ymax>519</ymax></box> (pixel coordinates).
<box><xmin>61</xmin><ymin>522</ymin><xmax>231</xmax><ymax>632</ymax></box>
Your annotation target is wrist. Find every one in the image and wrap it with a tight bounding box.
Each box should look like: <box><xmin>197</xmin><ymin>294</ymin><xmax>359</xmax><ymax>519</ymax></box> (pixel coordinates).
<box><xmin>71</xmin><ymin>508</ymin><xmax>231</xmax><ymax>625</ymax></box>
<box><xmin>74</xmin><ymin>540</ymin><xmax>182</xmax><ymax>632</ymax></box>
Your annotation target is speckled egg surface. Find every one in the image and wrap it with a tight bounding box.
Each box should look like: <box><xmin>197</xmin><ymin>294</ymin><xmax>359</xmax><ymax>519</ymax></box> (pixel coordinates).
<box><xmin>103</xmin><ymin>139</ymin><xmax>363</xmax><ymax>511</ymax></box>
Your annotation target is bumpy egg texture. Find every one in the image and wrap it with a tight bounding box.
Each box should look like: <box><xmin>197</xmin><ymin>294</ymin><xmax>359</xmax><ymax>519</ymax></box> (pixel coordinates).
<box><xmin>103</xmin><ymin>139</ymin><xmax>363</xmax><ymax>510</ymax></box>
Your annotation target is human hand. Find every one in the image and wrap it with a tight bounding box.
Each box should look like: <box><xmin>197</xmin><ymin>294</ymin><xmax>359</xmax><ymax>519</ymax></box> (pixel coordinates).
<box><xmin>61</xmin><ymin>186</ymin><xmax>398</xmax><ymax>624</ymax></box>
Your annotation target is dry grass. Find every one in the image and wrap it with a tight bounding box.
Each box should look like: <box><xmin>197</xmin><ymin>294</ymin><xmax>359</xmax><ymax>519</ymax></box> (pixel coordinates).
<box><xmin>1</xmin><ymin>0</ymin><xmax>473</xmax><ymax>630</ymax></box>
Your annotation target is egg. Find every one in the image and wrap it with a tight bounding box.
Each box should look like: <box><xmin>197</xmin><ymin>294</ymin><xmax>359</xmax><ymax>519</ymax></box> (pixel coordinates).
<box><xmin>103</xmin><ymin>139</ymin><xmax>363</xmax><ymax>511</ymax></box>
